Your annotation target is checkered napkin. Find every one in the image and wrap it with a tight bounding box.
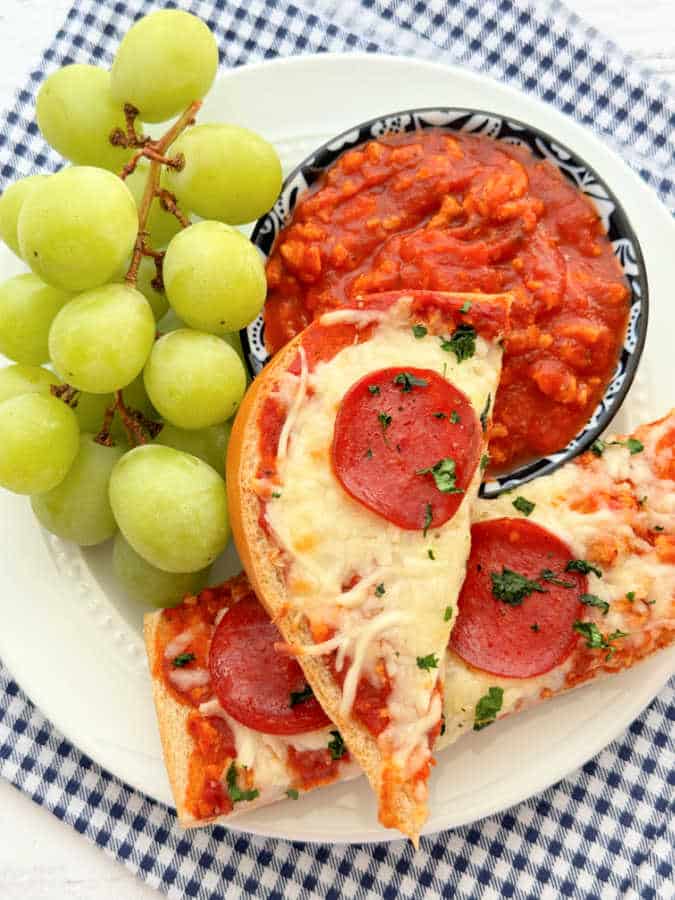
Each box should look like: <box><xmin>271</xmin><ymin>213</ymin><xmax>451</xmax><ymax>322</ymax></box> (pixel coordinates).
<box><xmin>1</xmin><ymin>1</ymin><xmax>674</xmax><ymax>897</ymax></box>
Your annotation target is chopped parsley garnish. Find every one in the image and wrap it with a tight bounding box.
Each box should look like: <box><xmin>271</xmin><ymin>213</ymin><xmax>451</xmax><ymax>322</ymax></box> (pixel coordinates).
<box><xmin>327</xmin><ymin>730</ymin><xmax>346</xmax><ymax>760</ymax></box>
<box><xmin>416</xmin><ymin>653</ymin><xmax>439</xmax><ymax>670</ymax></box>
<box><xmin>440</xmin><ymin>324</ymin><xmax>476</xmax><ymax>362</ymax></box>
<box><xmin>286</xmin><ymin>789</ymin><xmax>299</xmax><ymax>800</ymax></box>
<box><xmin>530</xmin><ymin>623</ymin><xmax>540</xmax><ymax>633</ymax></box>
<box><xmin>573</xmin><ymin>621</ymin><xmax>628</xmax><ymax>660</ymax></box>
<box><xmin>433</xmin><ymin>411</ymin><xmax>447</xmax><ymax>420</ymax></box>
<box><xmin>428</xmin><ymin>548</ymin><xmax>436</xmax><ymax>560</ymax></box>
<box><xmin>491</xmin><ymin>568</ymin><xmax>546</xmax><ymax>606</ymax></box>
<box><xmin>417</xmin><ymin>456</ymin><xmax>463</xmax><ymax>494</ymax></box>
<box><xmin>368</xmin><ymin>384</ymin><xmax>381</xmax><ymax>395</ymax></box>
<box><xmin>271</xmin><ymin>491</ymin><xmax>282</xmax><ymax>499</ymax></box>
<box><xmin>591</xmin><ymin>437</ymin><xmax>643</xmax><ymax>456</ymax></box>
<box><xmin>653</xmin><ymin>525</ymin><xmax>664</xmax><ymax>532</ymax></box>
<box><xmin>444</xmin><ymin>605</ymin><xmax>453</xmax><ymax>622</ymax></box>
<box><xmin>378</xmin><ymin>411</ymin><xmax>391</xmax><ymax>432</ymax></box>
<box><xmin>480</xmin><ymin>393</ymin><xmax>491</xmax><ymax>432</ymax></box>
<box><xmin>565</xmin><ymin>559</ymin><xmax>602</xmax><ymax>578</ymax></box>
<box><xmin>621</xmin><ymin>437</ymin><xmax>644</xmax><ymax>454</ymax></box>
<box><xmin>474</xmin><ymin>687</ymin><xmax>504</xmax><ymax>731</ymax></box>
<box><xmin>375</xmin><ymin>582</ymin><xmax>385</xmax><ymax>597</ymax></box>
<box><xmin>423</xmin><ymin>502</ymin><xmax>433</xmax><ymax>536</ymax></box>
<box><xmin>450</xmin><ymin>410</ymin><xmax>461</xmax><ymax>424</ymax></box>
<box><xmin>459</xmin><ymin>300</ymin><xmax>472</xmax><ymax>314</ymax></box>
<box><xmin>580</xmin><ymin>593</ymin><xmax>610</xmax><ymax>615</ymax></box>
<box><xmin>480</xmin><ymin>453</ymin><xmax>490</xmax><ymax>471</ymax></box>
<box><xmin>226</xmin><ymin>763</ymin><xmax>259</xmax><ymax>804</ymax></box>
<box><xmin>412</xmin><ymin>323</ymin><xmax>427</xmax><ymax>338</ymax></box>
<box><xmin>440</xmin><ymin>714</ymin><xmax>446</xmax><ymax>736</ymax></box>
<box><xmin>540</xmin><ymin>569</ymin><xmax>575</xmax><ymax>588</ymax></box>
<box><xmin>393</xmin><ymin>372</ymin><xmax>429</xmax><ymax>392</ymax></box>
<box><xmin>626</xmin><ymin>591</ymin><xmax>636</xmax><ymax>602</ymax></box>
<box><xmin>289</xmin><ymin>684</ymin><xmax>314</xmax><ymax>707</ymax></box>
<box><xmin>365</xmin><ymin>448</ymin><xmax>373</xmax><ymax>459</ymax></box>
<box><xmin>172</xmin><ymin>652</ymin><xmax>195</xmax><ymax>668</ymax></box>
<box><xmin>512</xmin><ymin>496</ymin><xmax>535</xmax><ymax>517</ymax></box>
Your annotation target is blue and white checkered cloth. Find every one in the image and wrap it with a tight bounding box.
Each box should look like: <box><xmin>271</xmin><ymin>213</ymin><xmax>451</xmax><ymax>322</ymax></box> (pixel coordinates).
<box><xmin>1</xmin><ymin>1</ymin><xmax>674</xmax><ymax>897</ymax></box>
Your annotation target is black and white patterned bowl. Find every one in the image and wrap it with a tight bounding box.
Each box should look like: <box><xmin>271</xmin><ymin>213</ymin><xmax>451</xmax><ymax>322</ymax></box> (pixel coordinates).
<box><xmin>243</xmin><ymin>108</ymin><xmax>648</xmax><ymax>497</ymax></box>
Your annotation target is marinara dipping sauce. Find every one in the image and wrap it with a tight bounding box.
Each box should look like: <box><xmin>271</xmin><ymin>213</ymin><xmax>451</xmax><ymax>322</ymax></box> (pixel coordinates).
<box><xmin>264</xmin><ymin>130</ymin><xmax>630</xmax><ymax>472</ymax></box>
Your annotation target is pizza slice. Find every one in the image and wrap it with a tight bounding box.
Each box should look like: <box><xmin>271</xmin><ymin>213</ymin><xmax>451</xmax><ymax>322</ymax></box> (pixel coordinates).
<box><xmin>226</xmin><ymin>289</ymin><xmax>511</xmax><ymax>841</ymax></box>
<box><xmin>144</xmin><ymin>573</ymin><xmax>360</xmax><ymax>826</ymax></box>
<box><xmin>145</xmin><ymin>411</ymin><xmax>674</xmax><ymax>831</ymax></box>
<box><xmin>441</xmin><ymin>409</ymin><xmax>675</xmax><ymax>737</ymax></box>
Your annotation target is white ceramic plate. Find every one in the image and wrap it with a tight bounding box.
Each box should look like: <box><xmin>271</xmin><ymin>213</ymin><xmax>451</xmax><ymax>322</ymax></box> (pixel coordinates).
<box><xmin>0</xmin><ymin>53</ymin><xmax>673</xmax><ymax>844</ymax></box>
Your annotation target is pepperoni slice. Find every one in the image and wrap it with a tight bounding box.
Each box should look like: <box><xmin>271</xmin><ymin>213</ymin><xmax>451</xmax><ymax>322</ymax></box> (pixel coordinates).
<box><xmin>450</xmin><ymin>518</ymin><xmax>586</xmax><ymax>678</ymax></box>
<box><xmin>208</xmin><ymin>596</ymin><xmax>330</xmax><ymax>735</ymax></box>
<box><xmin>331</xmin><ymin>366</ymin><xmax>481</xmax><ymax>530</ymax></box>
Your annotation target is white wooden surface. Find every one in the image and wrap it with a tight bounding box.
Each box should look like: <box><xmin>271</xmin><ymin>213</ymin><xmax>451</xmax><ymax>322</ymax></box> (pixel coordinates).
<box><xmin>0</xmin><ymin>1</ymin><xmax>673</xmax><ymax>897</ymax></box>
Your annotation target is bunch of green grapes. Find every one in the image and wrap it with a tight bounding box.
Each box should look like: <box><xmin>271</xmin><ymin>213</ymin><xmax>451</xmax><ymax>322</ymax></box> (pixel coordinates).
<box><xmin>0</xmin><ymin>10</ymin><xmax>283</xmax><ymax>607</ymax></box>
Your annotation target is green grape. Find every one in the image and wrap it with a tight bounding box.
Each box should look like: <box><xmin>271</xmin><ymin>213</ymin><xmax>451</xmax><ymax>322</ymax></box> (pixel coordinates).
<box><xmin>0</xmin><ymin>175</ymin><xmax>47</xmax><ymax>258</ymax></box>
<box><xmin>110</xmin><ymin>10</ymin><xmax>218</xmax><ymax>123</ymax></box>
<box><xmin>18</xmin><ymin>167</ymin><xmax>138</xmax><ymax>292</ymax></box>
<box><xmin>31</xmin><ymin>434</ymin><xmax>124</xmax><ymax>545</ymax></box>
<box><xmin>113</xmin><ymin>532</ymin><xmax>209</xmax><ymax>607</ymax></box>
<box><xmin>125</xmin><ymin>162</ymin><xmax>189</xmax><ymax>248</ymax></box>
<box><xmin>0</xmin><ymin>393</ymin><xmax>79</xmax><ymax>494</ymax></box>
<box><xmin>36</xmin><ymin>65</ymin><xmax>140</xmax><ymax>172</ymax></box>
<box><xmin>164</xmin><ymin>124</ymin><xmax>282</xmax><ymax>225</ymax></box>
<box><xmin>49</xmin><ymin>284</ymin><xmax>155</xmax><ymax>393</ymax></box>
<box><xmin>155</xmin><ymin>421</ymin><xmax>230</xmax><ymax>474</ymax></box>
<box><xmin>163</xmin><ymin>221</ymin><xmax>266</xmax><ymax>334</ymax></box>
<box><xmin>0</xmin><ymin>273</ymin><xmax>71</xmax><ymax>364</ymax></box>
<box><xmin>135</xmin><ymin>255</ymin><xmax>168</xmax><ymax>321</ymax></box>
<box><xmin>109</xmin><ymin>444</ymin><xmax>229</xmax><ymax>572</ymax></box>
<box><xmin>0</xmin><ymin>364</ymin><xmax>59</xmax><ymax>403</ymax></box>
<box><xmin>144</xmin><ymin>329</ymin><xmax>246</xmax><ymax>429</ymax></box>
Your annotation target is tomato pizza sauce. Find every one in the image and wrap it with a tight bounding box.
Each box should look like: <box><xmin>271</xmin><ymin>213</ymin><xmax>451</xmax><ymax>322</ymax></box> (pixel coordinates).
<box><xmin>263</xmin><ymin>130</ymin><xmax>630</xmax><ymax>472</ymax></box>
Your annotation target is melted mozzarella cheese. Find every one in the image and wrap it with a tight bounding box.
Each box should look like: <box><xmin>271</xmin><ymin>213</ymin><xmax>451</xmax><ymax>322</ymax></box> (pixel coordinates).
<box><xmin>264</xmin><ymin>307</ymin><xmax>502</xmax><ymax>776</ymax></box>
<box><xmin>168</xmin><ymin>667</ymin><xmax>210</xmax><ymax>691</ymax></box>
<box><xmin>197</xmin><ymin>699</ymin><xmax>356</xmax><ymax>797</ymax></box>
<box><xmin>164</xmin><ymin>628</ymin><xmax>194</xmax><ymax>660</ymax></box>
<box><xmin>438</xmin><ymin>429</ymin><xmax>675</xmax><ymax>748</ymax></box>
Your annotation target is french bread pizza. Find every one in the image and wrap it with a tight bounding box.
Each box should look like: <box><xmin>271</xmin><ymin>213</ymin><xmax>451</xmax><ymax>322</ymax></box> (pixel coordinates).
<box><xmin>144</xmin><ymin>574</ymin><xmax>360</xmax><ymax>826</ymax></box>
<box><xmin>226</xmin><ymin>289</ymin><xmax>511</xmax><ymax>840</ymax></box>
<box><xmin>145</xmin><ymin>411</ymin><xmax>675</xmax><ymax>830</ymax></box>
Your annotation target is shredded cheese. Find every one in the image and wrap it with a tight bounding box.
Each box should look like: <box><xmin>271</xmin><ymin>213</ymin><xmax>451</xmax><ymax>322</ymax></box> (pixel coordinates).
<box><xmin>276</xmin><ymin>345</ymin><xmax>308</xmax><ymax>464</ymax></box>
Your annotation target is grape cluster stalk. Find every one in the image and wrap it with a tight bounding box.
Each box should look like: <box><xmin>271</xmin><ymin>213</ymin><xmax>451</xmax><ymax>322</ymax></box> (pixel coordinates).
<box><xmin>85</xmin><ymin>99</ymin><xmax>202</xmax><ymax>451</ymax></box>
<box><xmin>0</xmin><ymin>8</ymin><xmax>282</xmax><ymax>606</ymax></box>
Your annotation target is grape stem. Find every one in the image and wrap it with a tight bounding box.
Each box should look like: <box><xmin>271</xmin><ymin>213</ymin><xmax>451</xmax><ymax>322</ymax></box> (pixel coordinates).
<box><xmin>50</xmin><ymin>383</ymin><xmax>80</xmax><ymax>408</ymax></box>
<box><xmin>94</xmin><ymin>400</ymin><xmax>117</xmax><ymax>447</ymax></box>
<box><xmin>121</xmin><ymin>100</ymin><xmax>200</xmax><ymax>288</ymax></box>
<box><xmin>93</xmin><ymin>392</ymin><xmax>163</xmax><ymax>448</ymax></box>
<box><xmin>92</xmin><ymin>101</ymin><xmax>201</xmax><ymax>447</ymax></box>
<box><xmin>157</xmin><ymin>188</ymin><xmax>190</xmax><ymax>227</ymax></box>
<box><xmin>109</xmin><ymin>103</ymin><xmax>149</xmax><ymax>150</ymax></box>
